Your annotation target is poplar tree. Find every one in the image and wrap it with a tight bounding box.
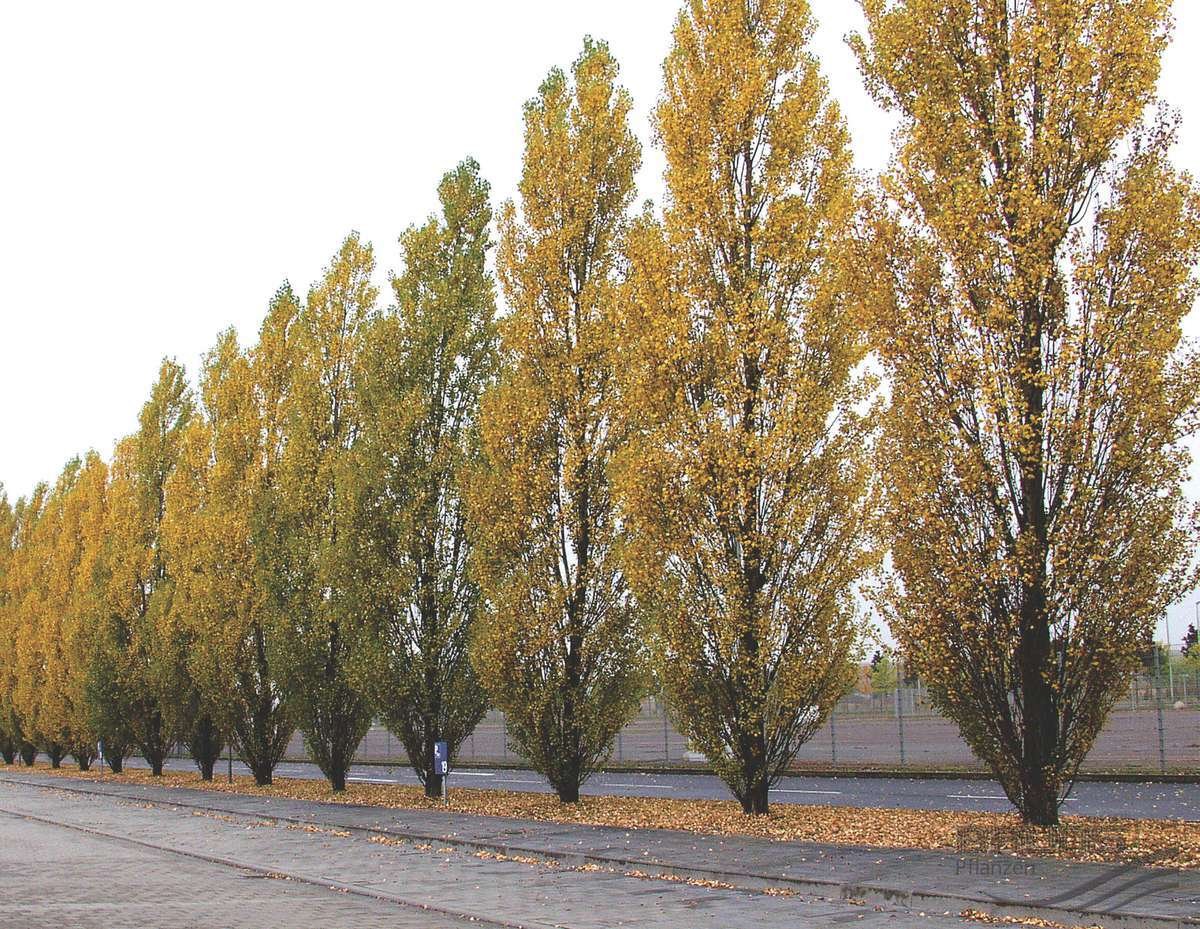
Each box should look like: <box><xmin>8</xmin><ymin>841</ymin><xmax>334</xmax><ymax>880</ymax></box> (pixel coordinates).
<box><xmin>164</xmin><ymin>296</ymin><xmax>299</xmax><ymax>786</ymax></box>
<box><xmin>12</xmin><ymin>458</ymin><xmax>102</xmax><ymax>769</ymax></box>
<box><xmin>470</xmin><ymin>40</ymin><xmax>646</xmax><ymax>803</ymax></box>
<box><xmin>161</xmin><ymin>347</ymin><xmax>241</xmax><ymax>782</ymax></box>
<box><xmin>267</xmin><ymin>235</ymin><xmax>377</xmax><ymax>792</ymax></box>
<box><xmin>103</xmin><ymin>360</ymin><xmax>195</xmax><ymax>775</ymax></box>
<box><xmin>79</xmin><ymin>457</ymin><xmax>135</xmax><ymax>774</ymax></box>
<box><xmin>349</xmin><ymin>160</ymin><xmax>497</xmax><ymax>798</ymax></box>
<box><xmin>855</xmin><ymin>0</ymin><xmax>1200</xmax><ymax>824</ymax></box>
<box><xmin>0</xmin><ymin>488</ymin><xmax>14</xmax><ymax>764</ymax></box>
<box><xmin>12</xmin><ymin>472</ymin><xmax>67</xmax><ymax>766</ymax></box>
<box><xmin>62</xmin><ymin>452</ymin><xmax>110</xmax><ymax>769</ymax></box>
<box><xmin>2</xmin><ymin>487</ymin><xmax>47</xmax><ymax>767</ymax></box>
<box><xmin>615</xmin><ymin>0</ymin><xmax>873</xmax><ymax>815</ymax></box>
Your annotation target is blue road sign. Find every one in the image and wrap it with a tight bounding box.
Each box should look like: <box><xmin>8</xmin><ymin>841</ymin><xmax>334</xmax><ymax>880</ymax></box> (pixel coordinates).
<box><xmin>434</xmin><ymin>740</ymin><xmax>448</xmax><ymax>777</ymax></box>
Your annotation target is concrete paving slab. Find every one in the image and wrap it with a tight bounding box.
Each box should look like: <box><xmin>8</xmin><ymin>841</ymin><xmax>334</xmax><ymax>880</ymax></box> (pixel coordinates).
<box><xmin>3</xmin><ymin>770</ymin><xmax>1197</xmax><ymax>928</ymax></box>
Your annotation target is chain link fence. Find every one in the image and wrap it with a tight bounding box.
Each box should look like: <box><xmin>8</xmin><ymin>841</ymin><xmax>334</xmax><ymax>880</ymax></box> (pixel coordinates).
<box><xmin>280</xmin><ymin>662</ymin><xmax>1199</xmax><ymax>776</ymax></box>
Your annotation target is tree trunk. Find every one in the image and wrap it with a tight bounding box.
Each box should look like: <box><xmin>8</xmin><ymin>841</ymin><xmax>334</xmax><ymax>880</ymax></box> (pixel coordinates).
<box><xmin>189</xmin><ymin>715</ymin><xmax>223</xmax><ymax>782</ymax></box>
<box><xmin>737</xmin><ymin>726</ymin><xmax>771</xmax><ymax>815</ymax></box>
<box><xmin>47</xmin><ymin>744</ymin><xmax>65</xmax><ymax>768</ymax></box>
<box><xmin>425</xmin><ymin>768</ymin><xmax>443</xmax><ymax>799</ymax></box>
<box><xmin>557</xmin><ymin>780</ymin><xmax>580</xmax><ymax>804</ymax></box>
<box><xmin>140</xmin><ymin>709</ymin><xmax>168</xmax><ymax>776</ymax></box>
<box><xmin>72</xmin><ymin>745</ymin><xmax>96</xmax><ymax>771</ymax></box>
<box><xmin>1016</xmin><ymin>325</ymin><xmax>1060</xmax><ymax>828</ymax></box>
<box><xmin>740</xmin><ymin>778</ymin><xmax>770</xmax><ymax>815</ymax></box>
<box><xmin>1018</xmin><ymin>607</ymin><xmax>1060</xmax><ymax>825</ymax></box>
<box><xmin>247</xmin><ymin>754</ymin><xmax>274</xmax><ymax>787</ymax></box>
<box><xmin>19</xmin><ymin>742</ymin><xmax>37</xmax><ymax>766</ymax></box>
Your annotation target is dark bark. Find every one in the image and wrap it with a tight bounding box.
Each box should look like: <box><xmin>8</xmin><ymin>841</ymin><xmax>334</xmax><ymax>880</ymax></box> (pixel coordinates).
<box><xmin>18</xmin><ymin>742</ymin><xmax>36</xmax><ymax>766</ymax></box>
<box><xmin>188</xmin><ymin>715</ymin><xmax>224</xmax><ymax>781</ymax></box>
<box><xmin>304</xmin><ymin>624</ymin><xmax>370</xmax><ymax>795</ymax></box>
<box><xmin>740</xmin><ymin>777</ymin><xmax>770</xmax><ymax>815</ymax></box>
<box><xmin>1012</xmin><ymin>291</ymin><xmax>1061</xmax><ymax>828</ymax></box>
<box><xmin>100</xmin><ymin>735</ymin><xmax>131</xmax><ymax>773</ymax></box>
<box><xmin>72</xmin><ymin>744</ymin><xmax>96</xmax><ymax>771</ymax></box>
<box><xmin>550</xmin><ymin>437</ymin><xmax>589</xmax><ymax>807</ymax></box>
<box><xmin>232</xmin><ymin>623</ymin><xmax>293</xmax><ymax>787</ymax></box>
<box><xmin>735</xmin><ymin>719</ymin><xmax>771</xmax><ymax>815</ymax></box>
<box><xmin>140</xmin><ymin>711</ymin><xmax>168</xmax><ymax>776</ymax></box>
<box><xmin>558</xmin><ymin>779</ymin><xmax>580</xmax><ymax>804</ymax></box>
<box><xmin>46</xmin><ymin>743</ymin><xmax>65</xmax><ymax>769</ymax></box>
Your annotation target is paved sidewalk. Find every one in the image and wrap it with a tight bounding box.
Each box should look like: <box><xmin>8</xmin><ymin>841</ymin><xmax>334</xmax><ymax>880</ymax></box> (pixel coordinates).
<box><xmin>0</xmin><ymin>775</ymin><xmax>976</xmax><ymax>929</ymax></box>
<box><xmin>0</xmin><ymin>805</ymin><xmax>470</xmax><ymax>928</ymax></box>
<box><xmin>3</xmin><ymin>770</ymin><xmax>1198</xmax><ymax>928</ymax></box>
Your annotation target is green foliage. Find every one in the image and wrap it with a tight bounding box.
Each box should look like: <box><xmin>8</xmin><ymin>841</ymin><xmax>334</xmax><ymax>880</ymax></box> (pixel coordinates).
<box><xmin>264</xmin><ymin>234</ymin><xmax>378</xmax><ymax>792</ymax></box>
<box><xmin>1182</xmin><ymin>623</ymin><xmax>1198</xmax><ymax>660</ymax></box>
<box><xmin>106</xmin><ymin>360</ymin><xmax>196</xmax><ymax>775</ymax></box>
<box><xmin>348</xmin><ymin>160</ymin><xmax>497</xmax><ymax>798</ymax></box>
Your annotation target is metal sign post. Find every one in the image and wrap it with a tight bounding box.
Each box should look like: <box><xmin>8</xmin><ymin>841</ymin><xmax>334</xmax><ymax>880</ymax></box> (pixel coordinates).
<box><xmin>434</xmin><ymin>741</ymin><xmax>449</xmax><ymax>805</ymax></box>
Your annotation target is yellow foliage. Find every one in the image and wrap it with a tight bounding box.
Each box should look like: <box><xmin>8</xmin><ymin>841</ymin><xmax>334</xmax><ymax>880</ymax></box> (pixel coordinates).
<box><xmin>614</xmin><ymin>0</ymin><xmax>876</xmax><ymax>815</ymax></box>
<box><xmin>855</xmin><ymin>0</ymin><xmax>1200</xmax><ymax>824</ymax></box>
<box><xmin>469</xmin><ymin>39</ymin><xmax>645</xmax><ymax>803</ymax></box>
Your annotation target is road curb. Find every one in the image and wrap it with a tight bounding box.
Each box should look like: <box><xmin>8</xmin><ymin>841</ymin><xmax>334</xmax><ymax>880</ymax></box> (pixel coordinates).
<box><xmin>5</xmin><ymin>772</ymin><xmax>1195</xmax><ymax>929</ymax></box>
<box><xmin>276</xmin><ymin>757</ymin><xmax>1200</xmax><ymax>785</ymax></box>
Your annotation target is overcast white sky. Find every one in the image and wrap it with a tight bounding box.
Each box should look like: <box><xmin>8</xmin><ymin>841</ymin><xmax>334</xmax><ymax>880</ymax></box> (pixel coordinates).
<box><xmin>2</xmin><ymin>1</ymin><xmax>1199</xmax><ymax>642</ymax></box>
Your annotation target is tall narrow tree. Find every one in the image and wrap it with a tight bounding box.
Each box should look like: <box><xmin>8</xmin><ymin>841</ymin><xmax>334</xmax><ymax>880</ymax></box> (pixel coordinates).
<box><xmin>470</xmin><ymin>40</ymin><xmax>646</xmax><ymax>803</ymax></box>
<box><xmin>615</xmin><ymin>0</ymin><xmax>873</xmax><ymax>815</ymax></box>
<box><xmin>161</xmin><ymin>338</ymin><xmax>248</xmax><ymax>782</ymax></box>
<box><xmin>103</xmin><ymin>360</ymin><xmax>195</xmax><ymax>775</ymax></box>
<box><xmin>11</xmin><ymin>471</ymin><xmax>65</xmax><ymax>766</ymax></box>
<box><xmin>62</xmin><ymin>452</ymin><xmax>110</xmax><ymax>769</ymax></box>
<box><xmin>0</xmin><ymin>488</ymin><xmax>15</xmax><ymax>764</ymax></box>
<box><xmin>164</xmin><ymin>296</ymin><xmax>299</xmax><ymax>786</ymax></box>
<box><xmin>855</xmin><ymin>0</ymin><xmax>1200</xmax><ymax>824</ymax></box>
<box><xmin>2</xmin><ymin>487</ymin><xmax>47</xmax><ymax>767</ymax></box>
<box><xmin>349</xmin><ymin>160</ymin><xmax>497</xmax><ymax>798</ymax></box>
<box><xmin>12</xmin><ymin>458</ymin><xmax>101</xmax><ymax>769</ymax></box>
<box><xmin>268</xmin><ymin>235</ymin><xmax>377</xmax><ymax>792</ymax></box>
<box><xmin>79</xmin><ymin>458</ymin><xmax>135</xmax><ymax>773</ymax></box>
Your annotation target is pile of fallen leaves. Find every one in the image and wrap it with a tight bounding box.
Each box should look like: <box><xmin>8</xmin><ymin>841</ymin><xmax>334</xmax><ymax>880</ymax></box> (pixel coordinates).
<box><xmin>9</xmin><ymin>764</ymin><xmax>1198</xmax><ymax>870</ymax></box>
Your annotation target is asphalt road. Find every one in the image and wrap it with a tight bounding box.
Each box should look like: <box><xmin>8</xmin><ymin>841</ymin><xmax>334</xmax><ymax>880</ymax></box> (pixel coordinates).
<box><xmin>126</xmin><ymin>756</ymin><xmax>1200</xmax><ymax>820</ymax></box>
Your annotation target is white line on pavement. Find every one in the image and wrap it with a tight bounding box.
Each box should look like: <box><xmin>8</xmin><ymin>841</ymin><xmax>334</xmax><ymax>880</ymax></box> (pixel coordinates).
<box><xmin>450</xmin><ymin>771</ymin><xmax>496</xmax><ymax>777</ymax></box>
<box><xmin>603</xmin><ymin>783</ymin><xmax>675</xmax><ymax>790</ymax></box>
<box><xmin>774</xmin><ymin>789</ymin><xmax>842</xmax><ymax>795</ymax></box>
<box><xmin>348</xmin><ymin>776</ymin><xmax>400</xmax><ymax>784</ymax></box>
<box><xmin>948</xmin><ymin>794</ymin><xmax>1075</xmax><ymax>802</ymax></box>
